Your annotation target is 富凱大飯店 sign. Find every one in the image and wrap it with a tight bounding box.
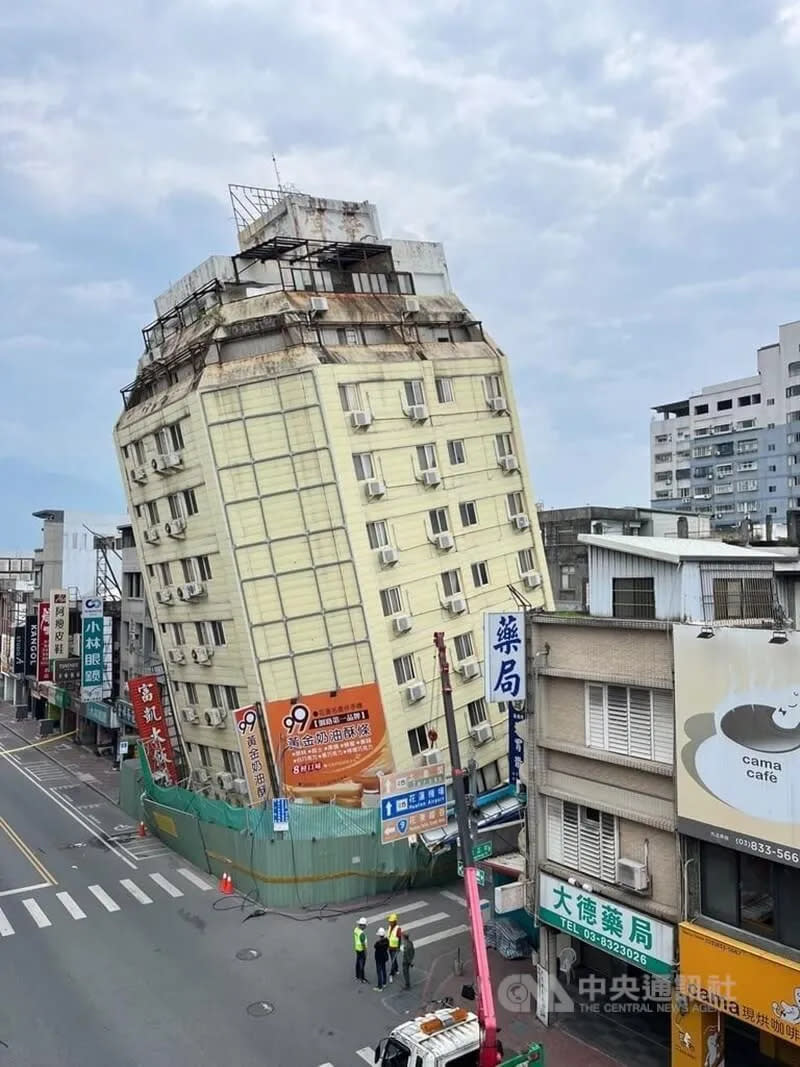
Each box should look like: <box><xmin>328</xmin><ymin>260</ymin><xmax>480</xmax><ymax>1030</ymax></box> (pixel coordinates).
<box><xmin>538</xmin><ymin>873</ymin><xmax>674</xmax><ymax>975</ymax></box>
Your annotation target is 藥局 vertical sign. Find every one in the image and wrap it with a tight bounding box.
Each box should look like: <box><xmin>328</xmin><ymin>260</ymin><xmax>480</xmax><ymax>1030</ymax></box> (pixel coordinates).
<box><xmin>81</xmin><ymin>597</ymin><xmax>104</xmax><ymax>701</ymax></box>
<box><xmin>49</xmin><ymin>589</ymin><xmax>69</xmax><ymax>662</ymax></box>
<box><xmin>484</xmin><ymin>612</ymin><xmax>526</xmax><ymax>704</ymax></box>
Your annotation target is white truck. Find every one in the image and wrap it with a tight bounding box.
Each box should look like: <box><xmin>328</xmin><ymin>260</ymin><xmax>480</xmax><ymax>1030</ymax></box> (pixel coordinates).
<box><xmin>372</xmin><ymin>1006</ymin><xmax>543</xmax><ymax>1066</ymax></box>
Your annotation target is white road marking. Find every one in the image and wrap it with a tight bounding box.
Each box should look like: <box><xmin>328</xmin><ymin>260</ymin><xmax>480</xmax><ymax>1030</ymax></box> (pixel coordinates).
<box><xmin>363</xmin><ymin>900</ymin><xmax>428</xmax><ymax>924</ymax></box>
<box><xmin>440</xmin><ymin>889</ymin><xmax>489</xmax><ymax>909</ymax></box>
<box><xmin>413</xmin><ymin>924</ymin><xmax>469</xmax><ymax>948</ymax></box>
<box><xmin>56</xmin><ymin>891</ymin><xmax>86</xmax><ymax>920</ymax></box>
<box><xmin>22</xmin><ymin>898</ymin><xmax>51</xmax><ymax>928</ymax></box>
<box><xmin>177</xmin><ymin>867</ymin><xmax>213</xmax><ymax>891</ymax></box>
<box><xmin>120</xmin><ymin>879</ymin><xmax>153</xmax><ymax>905</ymax></box>
<box><xmin>88</xmin><ymin>885</ymin><xmax>120</xmax><ymax>912</ymax></box>
<box><xmin>0</xmin><ymin>908</ymin><xmax>14</xmax><ymax>936</ymax></box>
<box><xmin>0</xmin><ymin>881</ymin><xmax>51</xmax><ymax>898</ymax></box>
<box><xmin>149</xmin><ymin>872</ymin><xmax>183</xmax><ymax>898</ymax></box>
<box><xmin>357</xmin><ymin>1049</ymin><xmax>374</xmax><ymax>1064</ymax></box>
<box><xmin>398</xmin><ymin>911</ymin><xmax>450</xmax><ymax>933</ymax></box>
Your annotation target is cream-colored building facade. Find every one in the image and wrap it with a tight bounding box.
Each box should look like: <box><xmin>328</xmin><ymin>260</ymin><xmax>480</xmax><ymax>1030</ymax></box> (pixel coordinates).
<box><xmin>114</xmin><ymin>188</ymin><xmax>551</xmax><ymax>801</ymax></box>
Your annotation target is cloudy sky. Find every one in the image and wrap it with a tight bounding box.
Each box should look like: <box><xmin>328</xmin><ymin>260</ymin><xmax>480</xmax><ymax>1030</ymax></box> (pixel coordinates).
<box><xmin>2</xmin><ymin>0</ymin><xmax>800</xmax><ymax>547</ymax></box>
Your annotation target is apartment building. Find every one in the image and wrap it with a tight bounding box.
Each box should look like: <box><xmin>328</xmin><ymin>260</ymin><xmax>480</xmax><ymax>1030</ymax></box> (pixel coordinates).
<box><xmin>527</xmin><ymin>533</ymin><xmax>800</xmax><ymax>1064</ymax></box>
<box><xmin>114</xmin><ymin>186</ymin><xmax>551</xmax><ymax>804</ymax></box>
<box><xmin>651</xmin><ymin>319</ymin><xmax>800</xmax><ymax>533</ymax></box>
<box><xmin>0</xmin><ymin>552</ymin><xmax>35</xmax><ymax>706</ymax></box>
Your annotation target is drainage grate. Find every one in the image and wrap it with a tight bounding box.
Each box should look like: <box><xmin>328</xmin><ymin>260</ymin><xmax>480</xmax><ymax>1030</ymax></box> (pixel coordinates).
<box><xmin>236</xmin><ymin>948</ymin><xmax>262</xmax><ymax>961</ymax></box>
<box><xmin>246</xmin><ymin>1001</ymin><xmax>274</xmax><ymax>1017</ymax></box>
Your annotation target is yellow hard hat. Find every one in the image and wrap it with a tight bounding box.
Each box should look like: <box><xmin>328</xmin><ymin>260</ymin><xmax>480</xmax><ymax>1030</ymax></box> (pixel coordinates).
<box><xmin>388</xmin><ymin>913</ymin><xmax>398</xmax><ymax>923</ymax></box>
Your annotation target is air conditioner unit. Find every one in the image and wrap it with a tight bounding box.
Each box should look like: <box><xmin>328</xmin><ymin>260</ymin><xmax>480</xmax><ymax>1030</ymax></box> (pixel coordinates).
<box><xmin>164</xmin><ymin>517</ymin><xmax>186</xmax><ymax>538</ymax></box>
<box><xmin>499</xmin><ymin>455</ymin><xmax>519</xmax><ymax>472</ymax></box>
<box><xmin>512</xmin><ymin>514</ymin><xmax>530</xmax><ymax>531</ymax></box>
<box><xmin>233</xmin><ymin>778</ymin><xmax>249</xmax><ymax>796</ymax></box>
<box><xmin>143</xmin><ymin>526</ymin><xmax>160</xmax><ymax>544</ymax></box>
<box><xmin>156</xmin><ymin>588</ymin><xmax>173</xmax><ymax>605</ymax></box>
<box><xmin>406</xmin><ymin>681</ymin><xmax>426</xmax><ymax>704</ymax></box>
<box><xmin>192</xmin><ymin>766</ymin><xmax>210</xmax><ymax>785</ymax></box>
<box><xmin>151</xmin><ymin>454</ymin><xmax>169</xmax><ymax>474</ymax></box>
<box><xmin>168</xmin><ymin>648</ymin><xmax>185</xmax><ymax>664</ymax></box>
<box><xmin>616</xmin><ymin>858</ymin><xmax>649</xmax><ymax>892</ymax></box>
<box><xmin>434</xmin><ymin>531</ymin><xmax>454</xmax><ymax>550</ymax></box>
<box><xmin>446</xmin><ymin>594</ymin><xmax>467</xmax><ymax>615</ymax></box>
<box><xmin>419</xmin><ymin>749</ymin><xmax>441</xmax><ymax>767</ymax></box>
<box><xmin>393</xmin><ymin>614</ymin><xmax>412</xmax><ymax>634</ymax></box>
<box><xmin>458</xmin><ymin>658</ymin><xmax>481</xmax><ymax>680</ymax></box>
<box><xmin>365</xmin><ymin>479</ymin><xmax>386</xmax><ymax>499</ymax></box>
<box><xmin>402</xmin><ymin>295</ymin><xmax>420</xmax><ymax>314</ymax></box>
<box><xmin>164</xmin><ymin>450</ymin><xmax>183</xmax><ymax>470</ymax></box>
<box><xmin>182</xmin><ymin>706</ymin><xmax>200</xmax><ymax>724</ymax></box>
<box><xmin>470</xmin><ymin>722</ymin><xmax>493</xmax><ymax>745</ymax></box>
<box><xmin>422</xmin><ymin>469</ymin><xmax>441</xmax><ymax>487</ymax></box>
<box><xmin>204</xmin><ymin>707</ymin><xmax>225</xmax><ymax>727</ymax></box>
<box><xmin>192</xmin><ymin>645</ymin><xmax>213</xmax><ymax>664</ymax></box>
<box><xmin>488</xmin><ymin>396</ymin><xmax>508</xmax><ymax>413</ymax></box>
<box><xmin>407</xmin><ymin>404</ymin><xmax>428</xmax><ymax>422</ymax></box>
<box><xmin>309</xmin><ymin>295</ymin><xmax>329</xmax><ymax>315</ymax></box>
<box><xmin>523</xmin><ymin>572</ymin><xmax>543</xmax><ymax>590</ymax></box>
<box><xmin>179</xmin><ymin>581</ymin><xmax>206</xmax><ymax>600</ymax></box>
<box><xmin>350</xmin><ymin>410</ymin><xmax>372</xmax><ymax>429</ymax></box>
<box><xmin>378</xmin><ymin>546</ymin><xmax>399</xmax><ymax>566</ymax></box>
<box><xmin>129</xmin><ymin>466</ymin><xmax>147</xmax><ymax>484</ymax></box>
<box><xmin>216</xmin><ymin>771</ymin><xmax>234</xmax><ymax>791</ymax></box>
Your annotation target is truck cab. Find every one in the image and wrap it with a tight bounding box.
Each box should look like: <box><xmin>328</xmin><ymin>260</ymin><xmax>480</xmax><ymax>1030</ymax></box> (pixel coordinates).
<box><xmin>373</xmin><ymin>1007</ymin><xmax>481</xmax><ymax>1067</ymax></box>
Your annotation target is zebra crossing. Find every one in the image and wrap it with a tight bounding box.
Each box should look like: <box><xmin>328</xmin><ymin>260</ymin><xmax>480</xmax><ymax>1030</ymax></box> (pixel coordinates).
<box><xmin>0</xmin><ymin>867</ymin><xmax>213</xmax><ymax>938</ymax></box>
<box><xmin>317</xmin><ymin>1051</ymin><xmax>374</xmax><ymax>1066</ymax></box>
<box><xmin>359</xmin><ymin>889</ymin><xmax>479</xmax><ymax>948</ymax></box>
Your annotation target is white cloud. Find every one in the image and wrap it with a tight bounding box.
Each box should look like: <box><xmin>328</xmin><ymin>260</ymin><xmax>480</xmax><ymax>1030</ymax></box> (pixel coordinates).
<box><xmin>62</xmin><ymin>280</ymin><xmax>136</xmax><ymax>306</ymax></box>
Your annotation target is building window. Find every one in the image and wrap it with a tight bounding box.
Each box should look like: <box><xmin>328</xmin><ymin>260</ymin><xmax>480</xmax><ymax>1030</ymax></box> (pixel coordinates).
<box><xmin>407</xmin><ymin>725</ymin><xmax>429</xmax><ymax>756</ymax></box>
<box><xmin>352</xmin><ymin>452</ymin><xmax>375</xmax><ymax>481</ymax></box>
<box><xmin>338</xmin><ymin>383</ymin><xmax>362</xmax><ymax>412</ymax></box>
<box><xmin>485</xmin><ymin>374</ymin><xmax>502</xmax><ymax>399</ymax></box>
<box><xmin>471</xmin><ymin>561</ymin><xmax>489</xmax><ymax>588</ymax></box>
<box><xmin>769</xmin><ymin>506</ymin><xmax>778</xmax><ymax>514</ymax></box>
<box><xmin>429</xmin><ymin>508</ymin><xmax>449</xmax><ymax>535</ymax></box>
<box><xmin>222</xmin><ymin>749</ymin><xmax>244</xmax><ymax>776</ymax></box>
<box><xmin>404</xmin><ymin>380</ymin><xmax>425</xmax><ymax>407</ymax></box>
<box><xmin>560</xmin><ymin>564</ymin><xmax>576</xmax><ymax>592</ymax></box>
<box><xmin>380</xmin><ymin>587</ymin><xmax>403</xmax><ymax>616</ymax></box>
<box><xmin>146</xmin><ymin>501</ymin><xmax>160</xmax><ymax>525</ymax></box>
<box><xmin>586</xmin><ymin>684</ymin><xmax>673</xmax><ymax>763</ymax></box>
<box><xmin>694</xmin><ymin>404</ymin><xmax>708</xmax><ymax>415</ymax></box>
<box><xmin>394</xmin><ymin>654</ymin><xmax>417</xmax><ymax>685</ymax></box>
<box><xmin>157</xmin><ymin>421</ymin><xmax>185</xmax><ymax>452</ymax></box>
<box><xmin>612</xmin><ymin>577</ymin><xmax>655</xmax><ymax>620</ymax></box>
<box><xmin>447</xmin><ymin>439</ymin><xmax>466</xmax><ymax>465</ymax></box>
<box><xmin>546</xmin><ymin>798</ymin><xmax>618</xmax><ymax>882</ymax></box>
<box><xmin>507</xmin><ymin>492</ymin><xmax>524</xmax><ymax>517</ymax></box>
<box><xmin>453</xmin><ymin>632</ymin><xmax>474</xmax><ymax>661</ymax></box>
<box><xmin>416</xmin><ymin>443</ymin><xmax>437</xmax><ymax>471</ymax></box>
<box><xmin>467</xmin><ymin>698</ymin><xmax>488</xmax><ymax>727</ymax></box>
<box><xmin>133</xmin><ymin>440</ymin><xmax>146</xmax><ymax>465</ymax></box>
<box><xmin>185</xmin><ymin>681</ymin><xmax>198</xmax><ymax>704</ymax></box>
<box><xmin>197</xmin><ymin>621</ymin><xmax>226</xmax><ymax>646</ymax></box>
<box><xmin>197</xmin><ymin>744</ymin><xmax>211</xmax><ymax>767</ymax></box>
<box><xmin>712</xmin><ymin>577</ymin><xmax>773</xmax><ymax>620</ymax></box>
<box><xmin>366</xmin><ymin>520</ymin><xmax>389</xmax><ymax>549</ymax></box>
<box><xmin>125</xmin><ymin>572</ymin><xmax>143</xmax><ymax>598</ymax></box>
<box><xmin>693</xmin><ymin>445</ymin><xmax>713</xmax><ymax>458</ymax></box>
<box><xmin>769</xmin><ymin>484</ymin><xmax>776</xmax><ymax>492</ymax></box>
<box><xmin>495</xmin><ymin>433</ymin><xmax>514</xmax><ymax>458</ymax></box>
<box><xmin>459</xmin><ymin>501</ymin><xmax>478</xmax><ymax>527</ymax></box>
<box><xmin>181</xmin><ymin>558</ymin><xmax>195</xmax><ymax>583</ymax></box>
<box><xmin>476</xmin><ymin>760</ymin><xmax>501</xmax><ymax>793</ymax></box>
<box><xmin>435</xmin><ymin>377</ymin><xmax>454</xmax><ymax>403</ymax></box>
<box><xmin>768</xmin><ymin>444</ymin><xmax>776</xmax><ymax>452</ymax></box>
<box><xmin>336</xmin><ymin>327</ymin><xmax>361</xmax><ymax>345</ymax></box>
<box><xmin>717</xmin><ymin>399</ymin><xmax>732</xmax><ymax>411</ymax></box>
<box><xmin>517</xmin><ymin>548</ymin><xmax>535</xmax><ymax>575</ymax></box>
<box><xmin>223</xmin><ymin>686</ymin><xmax>238</xmax><ymax>711</ymax></box>
<box><xmin>654</xmin><ymin>452</ymin><xmax>673</xmax><ymax>463</ymax></box>
<box><xmin>183</xmin><ymin>488</ymin><xmax>198</xmax><ymax>516</ymax></box>
<box><xmin>208</xmin><ymin>684</ymin><xmax>223</xmax><ymax>708</ymax></box>
<box><xmin>736</xmin><ymin>439</ymin><xmax>758</xmax><ymax>454</ymax></box>
<box><xmin>197</xmin><ymin>555</ymin><xmax>212</xmax><ymax>581</ymax></box>
<box><xmin>172</xmin><ymin>622</ymin><xmax>185</xmax><ymax>645</ymax></box>
<box><xmin>441</xmin><ymin>569</ymin><xmax>462</xmax><ymax>597</ymax></box>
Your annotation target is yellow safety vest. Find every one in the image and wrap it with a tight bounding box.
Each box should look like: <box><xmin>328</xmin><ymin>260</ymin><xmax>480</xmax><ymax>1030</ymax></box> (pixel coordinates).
<box><xmin>388</xmin><ymin>924</ymin><xmax>400</xmax><ymax>949</ymax></box>
<box><xmin>354</xmin><ymin>926</ymin><xmax>366</xmax><ymax>952</ymax></box>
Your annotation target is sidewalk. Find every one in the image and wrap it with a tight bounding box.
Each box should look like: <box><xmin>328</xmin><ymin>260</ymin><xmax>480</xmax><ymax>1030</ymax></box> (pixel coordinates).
<box><xmin>0</xmin><ymin>701</ymin><xmax>121</xmax><ymax>804</ymax></box>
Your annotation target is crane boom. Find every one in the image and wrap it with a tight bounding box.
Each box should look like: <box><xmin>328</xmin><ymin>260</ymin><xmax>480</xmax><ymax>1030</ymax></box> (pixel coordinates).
<box><xmin>434</xmin><ymin>632</ymin><xmax>499</xmax><ymax>1067</ymax></box>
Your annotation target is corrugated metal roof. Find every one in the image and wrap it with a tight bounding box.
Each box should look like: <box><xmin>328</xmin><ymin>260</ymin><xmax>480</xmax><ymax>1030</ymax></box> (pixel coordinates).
<box><xmin>578</xmin><ymin>533</ymin><xmax>792</xmax><ymax>564</ymax></box>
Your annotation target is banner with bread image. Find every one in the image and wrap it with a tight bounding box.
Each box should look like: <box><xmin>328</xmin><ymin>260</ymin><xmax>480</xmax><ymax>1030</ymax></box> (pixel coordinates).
<box><xmin>266</xmin><ymin>683</ymin><xmax>394</xmax><ymax>807</ymax></box>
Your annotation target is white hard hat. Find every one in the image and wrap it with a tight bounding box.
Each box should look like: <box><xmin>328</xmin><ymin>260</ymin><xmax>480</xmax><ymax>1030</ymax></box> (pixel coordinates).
<box><xmin>358</xmin><ymin>917</ymin><xmax>367</xmax><ymax>926</ymax></box>
<box><xmin>377</xmin><ymin>927</ymin><xmax>386</xmax><ymax>936</ymax></box>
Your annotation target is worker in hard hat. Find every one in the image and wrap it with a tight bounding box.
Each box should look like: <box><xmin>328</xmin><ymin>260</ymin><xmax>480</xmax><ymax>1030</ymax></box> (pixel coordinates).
<box><xmin>354</xmin><ymin>917</ymin><xmax>368</xmax><ymax>983</ymax></box>
<box><xmin>387</xmin><ymin>912</ymin><xmax>402</xmax><ymax>981</ymax></box>
<box><xmin>374</xmin><ymin>927</ymin><xmax>390</xmax><ymax>991</ymax></box>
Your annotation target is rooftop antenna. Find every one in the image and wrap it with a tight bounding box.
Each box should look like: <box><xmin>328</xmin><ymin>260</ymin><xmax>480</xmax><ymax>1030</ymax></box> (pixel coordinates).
<box><xmin>272</xmin><ymin>154</ymin><xmax>284</xmax><ymax>193</ymax></box>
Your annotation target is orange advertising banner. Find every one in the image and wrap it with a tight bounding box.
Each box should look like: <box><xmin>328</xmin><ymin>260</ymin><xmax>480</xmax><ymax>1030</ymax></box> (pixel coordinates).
<box><xmin>266</xmin><ymin>683</ymin><xmax>393</xmax><ymax>805</ymax></box>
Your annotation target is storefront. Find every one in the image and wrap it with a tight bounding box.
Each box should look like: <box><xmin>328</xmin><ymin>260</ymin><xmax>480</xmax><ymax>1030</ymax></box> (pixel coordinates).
<box><xmin>83</xmin><ymin>699</ymin><xmax>119</xmax><ymax>753</ymax></box>
<box><xmin>677</xmin><ymin>922</ymin><xmax>800</xmax><ymax>1066</ymax></box>
<box><xmin>538</xmin><ymin>872</ymin><xmax>675</xmax><ymax>1044</ymax></box>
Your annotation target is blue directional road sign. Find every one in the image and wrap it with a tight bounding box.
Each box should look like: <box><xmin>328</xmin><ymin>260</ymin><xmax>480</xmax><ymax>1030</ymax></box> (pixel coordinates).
<box><xmin>272</xmin><ymin>797</ymin><xmax>289</xmax><ymax>832</ymax></box>
<box><xmin>380</xmin><ymin>764</ymin><xmax>448</xmax><ymax>844</ymax></box>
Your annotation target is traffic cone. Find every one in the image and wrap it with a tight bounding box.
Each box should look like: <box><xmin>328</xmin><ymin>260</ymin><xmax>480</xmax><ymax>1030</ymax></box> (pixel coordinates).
<box><xmin>137</xmin><ymin>821</ymin><xmax>147</xmax><ymax>838</ymax></box>
<box><xmin>219</xmin><ymin>871</ymin><xmax>234</xmax><ymax>895</ymax></box>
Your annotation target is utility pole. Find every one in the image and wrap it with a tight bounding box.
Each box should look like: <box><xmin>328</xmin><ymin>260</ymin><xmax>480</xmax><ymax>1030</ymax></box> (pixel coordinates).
<box><xmin>433</xmin><ymin>632</ymin><xmax>499</xmax><ymax>1067</ymax></box>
